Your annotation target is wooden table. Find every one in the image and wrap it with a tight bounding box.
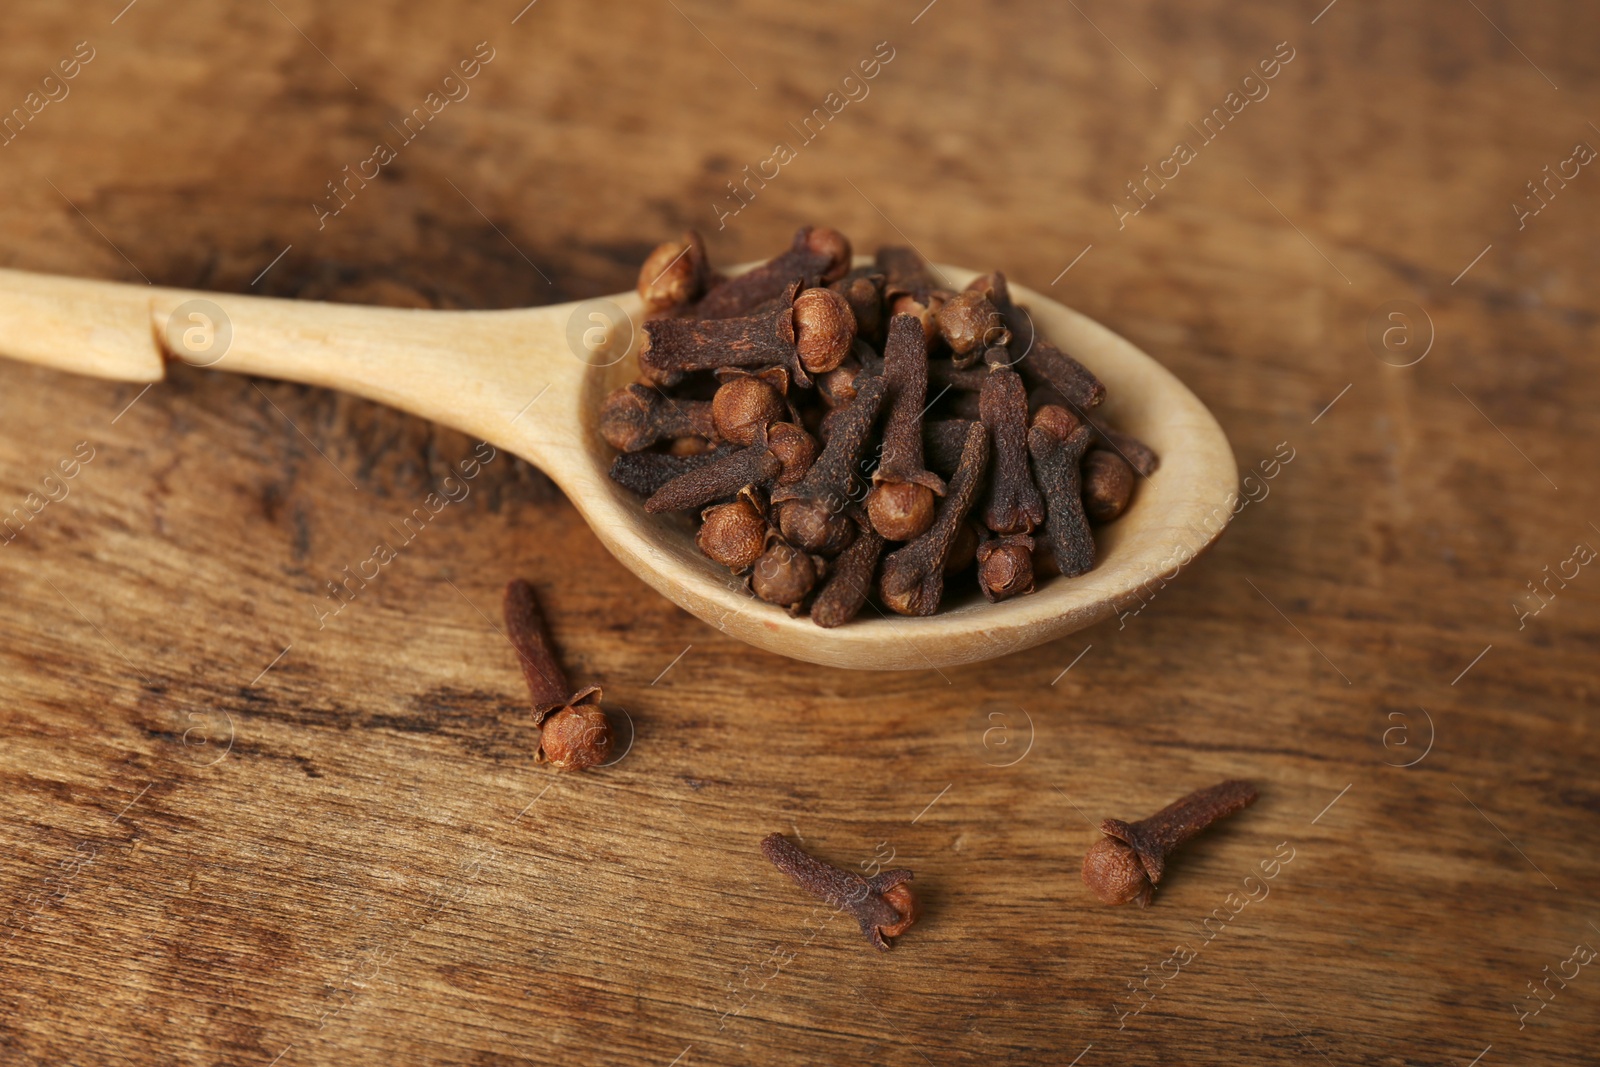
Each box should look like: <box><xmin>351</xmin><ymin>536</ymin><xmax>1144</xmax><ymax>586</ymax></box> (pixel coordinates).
<box><xmin>2</xmin><ymin>2</ymin><xmax>1595</xmax><ymax>1064</ymax></box>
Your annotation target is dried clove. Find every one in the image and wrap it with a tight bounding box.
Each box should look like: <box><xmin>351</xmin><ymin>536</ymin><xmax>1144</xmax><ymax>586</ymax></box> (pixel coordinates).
<box><xmin>810</xmin><ymin>521</ymin><xmax>886</xmax><ymax>628</ymax></box>
<box><xmin>928</xmin><ymin>360</ymin><xmax>991</xmax><ymax>395</ymax></box>
<box><xmin>694</xmin><ymin>226</ymin><xmax>852</xmax><ymax>319</ymax></box>
<box><xmin>760</xmin><ymin>833</ymin><xmax>917</xmax><ymax>950</ymax></box>
<box><xmin>876</xmin><ymin>246</ymin><xmax>949</xmax><ymax>341</ymax></box>
<box><xmin>772</xmin><ymin>375</ymin><xmax>888</xmax><ymax>554</ymax></box>
<box><xmin>936</xmin><ymin>290</ymin><xmax>1010</xmax><ymax>368</ymax></box>
<box><xmin>749</xmin><ymin>535</ymin><xmax>821</xmax><ymax>610</ymax></box>
<box><xmin>696</xmin><ymin>487</ymin><xmax>768</xmax><ymax>572</ymax></box>
<box><xmin>1097</xmin><ymin>426</ymin><xmax>1160</xmax><ymax>478</ymax></box>
<box><xmin>766</xmin><ymin>421</ymin><xmax>819</xmax><ymax>485</ymax></box>
<box><xmin>879</xmin><ymin>422</ymin><xmax>990</xmax><ymax>615</ymax></box>
<box><xmin>977</xmin><ymin>533</ymin><xmax>1035</xmax><ymax>602</ymax></box>
<box><xmin>979</xmin><ymin>366</ymin><xmax>1045</xmax><ymax>535</ymax></box>
<box><xmin>1082</xmin><ymin>781</ymin><xmax>1259</xmax><ymax>906</ymax></box>
<box><xmin>945</xmin><ymin>519</ymin><xmax>981</xmax><ymax>575</ymax></box>
<box><xmin>600</xmin><ymin>383</ymin><xmax>716</xmax><ymax>453</ymax></box>
<box><xmin>925</xmin><ymin>418</ymin><xmax>976</xmax><ymax>477</ymax></box>
<box><xmin>640</xmin><ymin>283</ymin><xmax>855</xmax><ymax>389</ymax></box>
<box><xmin>1032</xmin><ymin>383</ymin><xmax>1158</xmax><ymax>476</ymax></box>
<box><xmin>876</xmin><ymin>246</ymin><xmax>936</xmax><ymax>304</ymax></box>
<box><xmin>637</xmin><ymin>230</ymin><xmax>716</xmax><ymax>315</ymax></box>
<box><xmin>1082</xmin><ymin>449</ymin><xmax>1135</xmax><ymax>523</ymax></box>
<box><xmin>608</xmin><ymin>446</ymin><xmax>734</xmax><ymax>497</ymax></box>
<box><xmin>645</xmin><ymin>432</ymin><xmax>782</xmax><ymax>513</ymax></box>
<box><xmin>711</xmin><ymin>370</ymin><xmax>788</xmax><ymax>447</ymax></box>
<box><xmin>866</xmin><ymin>314</ymin><xmax>947</xmax><ymax>542</ymax></box>
<box><xmin>829</xmin><ymin>269</ymin><xmax>885</xmax><ymax>347</ymax></box>
<box><xmin>971</xmin><ymin>272</ymin><xmax>1105</xmax><ymax>409</ymax></box>
<box><xmin>502</xmin><ymin>579</ymin><xmax>614</xmax><ymax>771</ymax></box>
<box><xmin>1028</xmin><ymin>407</ymin><xmax>1096</xmax><ymax>578</ymax></box>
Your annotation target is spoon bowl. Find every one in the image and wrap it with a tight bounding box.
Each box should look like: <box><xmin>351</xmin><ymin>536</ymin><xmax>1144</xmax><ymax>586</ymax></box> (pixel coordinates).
<box><xmin>0</xmin><ymin>261</ymin><xmax>1236</xmax><ymax>670</ymax></box>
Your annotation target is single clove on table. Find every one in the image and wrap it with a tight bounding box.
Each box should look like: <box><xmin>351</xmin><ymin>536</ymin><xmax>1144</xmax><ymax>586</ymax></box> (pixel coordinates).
<box><xmin>603</xmin><ymin>225</ymin><xmax>1162</xmax><ymax>625</ymax></box>
<box><xmin>760</xmin><ymin>833</ymin><xmax>918</xmax><ymax>950</ymax></box>
<box><xmin>1081</xmin><ymin>780</ymin><xmax>1259</xmax><ymax>906</ymax></box>
<box><xmin>502</xmin><ymin>579</ymin><xmax>615</xmax><ymax>771</ymax></box>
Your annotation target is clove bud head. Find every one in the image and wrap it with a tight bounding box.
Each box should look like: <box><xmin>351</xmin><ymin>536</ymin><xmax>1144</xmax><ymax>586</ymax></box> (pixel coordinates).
<box><xmin>877</xmin><ymin>883</ymin><xmax>919</xmax><ymax>938</ymax></box>
<box><xmin>766</xmin><ymin>422</ymin><xmax>818</xmax><ymax>485</ymax></box>
<box><xmin>804</xmin><ymin>227</ymin><xmax>853</xmax><ymax>278</ymax></box>
<box><xmin>1030</xmin><ymin>403</ymin><xmax>1080</xmax><ymax>443</ymax></box>
<box><xmin>697</xmin><ymin>495</ymin><xmax>768</xmax><ymax>572</ymax></box>
<box><xmin>977</xmin><ymin>534</ymin><xmax>1035</xmax><ymax>601</ymax></box>
<box><xmin>817</xmin><ymin>356</ymin><xmax>864</xmax><ymax>408</ymax></box>
<box><xmin>1082</xmin><ymin>449</ymin><xmax>1135</xmax><ymax>523</ymax></box>
<box><xmin>777</xmin><ymin>498</ymin><xmax>856</xmax><ymax>556</ymax></box>
<box><xmin>712</xmin><ymin>376</ymin><xmax>785</xmax><ymax>447</ymax></box>
<box><xmin>866</xmin><ymin>481</ymin><xmax>936</xmax><ymax>542</ymax></box>
<box><xmin>1081</xmin><ymin>837</ymin><xmax>1153</xmax><ymax>906</ymax></box>
<box><xmin>538</xmin><ymin>700</ymin><xmax>614</xmax><ymax>771</ymax></box>
<box><xmin>637</xmin><ymin>232</ymin><xmax>710</xmax><ymax>313</ymax></box>
<box><xmin>792</xmin><ymin>288</ymin><xmax>857</xmax><ymax>374</ymax></box>
<box><xmin>750</xmin><ymin>538</ymin><xmax>820</xmax><ymax>607</ymax></box>
<box><xmin>936</xmin><ymin>290</ymin><xmax>1009</xmax><ymax>356</ymax></box>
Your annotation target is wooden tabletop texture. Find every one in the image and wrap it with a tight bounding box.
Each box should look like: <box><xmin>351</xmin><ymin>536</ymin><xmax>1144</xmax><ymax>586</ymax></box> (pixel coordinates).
<box><xmin>1</xmin><ymin>1</ymin><xmax>1597</xmax><ymax>1065</ymax></box>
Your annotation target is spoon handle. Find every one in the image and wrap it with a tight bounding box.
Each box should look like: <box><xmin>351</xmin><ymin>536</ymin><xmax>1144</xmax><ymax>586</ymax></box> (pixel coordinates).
<box><xmin>0</xmin><ymin>267</ymin><xmax>596</xmax><ymax>473</ymax></box>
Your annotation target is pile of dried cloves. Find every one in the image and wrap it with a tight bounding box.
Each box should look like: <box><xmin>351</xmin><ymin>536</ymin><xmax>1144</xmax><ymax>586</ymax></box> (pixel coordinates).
<box><xmin>604</xmin><ymin>226</ymin><xmax>1159</xmax><ymax>626</ymax></box>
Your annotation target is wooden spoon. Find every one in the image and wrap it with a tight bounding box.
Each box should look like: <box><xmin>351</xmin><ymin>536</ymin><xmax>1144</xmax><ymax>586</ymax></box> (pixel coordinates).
<box><xmin>0</xmin><ymin>261</ymin><xmax>1236</xmax><ymax>670</ymax></box>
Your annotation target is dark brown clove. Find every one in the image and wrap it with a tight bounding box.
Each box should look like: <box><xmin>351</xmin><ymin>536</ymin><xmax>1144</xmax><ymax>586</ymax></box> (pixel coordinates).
<box><xmin>1082</xmin><ymin>781</ymin><xmax>1259</xmax><ymax>906</ymax></box>
<box><xmin>977</xmin><ymin>533</ymin><xmax>1035</xmax><ymax>602</ymax></box>
<box><xmin>608</xmin><ymin>446</ymin><xmax>734</xmax><ymax>497</ymax></box>
<box><xmin>818</xmin><ymin>356</ymin><xmax>865</xmax><ymax>408</ymax></box>
<box><xmin>936</xmin><ymin>290</ymin><xmax>1010</xmax><ymax>368</ymax></box>
<box><xmin>696</xmin><ymin>487</ymin><xmax>768</xmax><ymax>572</ymax></box>
<box><xmin>945</xmin><ymin>519</ymin><xmax>981</xmax><ymax>575</ymax></box>
<box><xmin>875</xmin><ymin>246</ymin><xmax>950</xmax><ymax>342</ymax></box>
<box><xmin>645</xmin><ymin>433</ymin><xmax>782</xmax><ymax>512</ymax></box>
<box><xmin>879</xmin><ymin>422</ymin><xmax>990</xmax><ymax>615</ymax></box>
<box><xmin>599</xmin><ymin>384</ymin><xmax>716</xmax><ymax>453</ymax></box>
<box><xmin>1097</xmin><ymin>426</ymin><xmax>1160</xmax><ymax>478</ymax></box>
<box><xmin>637</xmin><ymin>231</ymin><xmax>716</xmax><ymax>315</ymax></box>
<box><xmin>1028</xmin><ymin>407</ymin><xmax>1096</xmax><ymax>577</ymax></box>
<box><xmin>502</xmin><ymin>580</ymin><xmax>613</xmax><ymax>771</ymax></box>
<box><xmin>749</xmin><ymin>535</ymin><xmax>821</xmax><ymax>610</ymax></box>
<box><xmin>928</xmin><ymin>359</ymin><xmax>991</xmax><ymax>395</ymax></box>
<box><xmin>791</xmin><ymin>288</ymin><xmax>858</xmax><ymax>376</ymax></box>
<box><xmin>640</xmin><ymin>283</ymin><xmax>855</xmax><ymax>389</ymax></box>
<box><xmin>766</xmin><ymin>421</ymin><xmax>819</xmax><ymax>486</ymax></box>
<box><xmin>1031</xmin><ymin>382</ymin><xmax>1159</xmax><ymax>476</ymax></box>
<box><xmin>810</xmin><ymin>522</ymin><xmax>886</xmax><ymax>628</ymax></box>
<box><xmin>1082</xmin><ymin>449</ymin><xmax>1135</xmax><ymax>523</ymax></box>
<box><xmin>971</xmin><ymin>271</ymin><xmax>1105</xmax><ymax>409</ymax></box>
<box><xmin>711</xmin><ymin>371</ymin><xmax>787</xmax><ymax>447</ymax></box>
<box><xmin>925</xmin><ymin>418</ymin><xmax>975</xmax><ymax>477</ymax></box>
<box><xmin>866</xmin><ymin>314</ymin><xmax>947</xmax><ymax>542</ymax></box>
<box><xmin>830</xmin><ymin>269</ymin><xmax>885</xmax><ymax>347</ymax></box>
<box><xmin>978</xmin><ymin>367</ymin><xmax>1045</xmax><ymax>535</ymax></box>
<box><xmin>761</xmin><ymin>833</ymin><xmax>917</xmax><ymax>950</ymax></box>
<box><xmin>772</xmin><ymin>375</ymin><xmax>888</xmax><ymax>554</ymax></box>
<box><xmin>694</xmin><ymin>226</ymin><xmax>852</xmax><ymax>319</ymax></box>
<box><xmin>876</xmin><ymin>246</ymin><xmax>935</xmax><ymax>304</ymax></box>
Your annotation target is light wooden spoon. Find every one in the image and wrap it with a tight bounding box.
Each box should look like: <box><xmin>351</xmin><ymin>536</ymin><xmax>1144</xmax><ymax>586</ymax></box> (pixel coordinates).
<box><xmin>0</xmin><ymin>261</ymin><xmax>1235</xmax><ymax>670</ymax></box>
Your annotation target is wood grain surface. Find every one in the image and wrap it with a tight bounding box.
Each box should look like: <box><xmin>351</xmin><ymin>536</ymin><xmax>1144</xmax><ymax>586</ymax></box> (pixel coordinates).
<box><xmin>2</xmin><ymin>2</ymin><xmax>1597</xmax><ymax>1064</ymax></box>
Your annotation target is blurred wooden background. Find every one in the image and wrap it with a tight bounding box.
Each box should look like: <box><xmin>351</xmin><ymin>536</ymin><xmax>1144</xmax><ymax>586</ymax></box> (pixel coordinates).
<box><xmin>0</xmin><ymin>1</ymin><xmax>1596</xmax><ymax>1064</ymax></box>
